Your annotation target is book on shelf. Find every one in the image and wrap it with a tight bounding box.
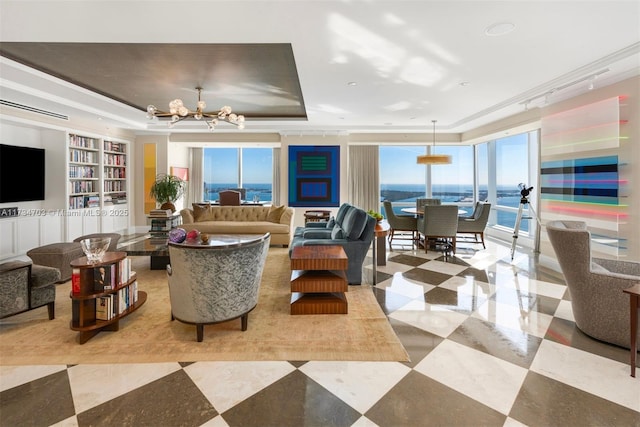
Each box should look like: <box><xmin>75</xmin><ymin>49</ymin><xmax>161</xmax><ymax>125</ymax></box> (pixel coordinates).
<box><xmin>117</xmin><ymin>258</ymin><xmax>131</xmax><ymax>284</ymax></box>
<box><xmin>85</xmin><ymin>195</ymin><xmax>100</xmax><ymax>208</ymax></box>
<box><xmin>94</xmin><ymin>264</ymin><xmax>115</xmax><ymax>291</ymax></box>
<box><xmin>118</xmin><ymin>288</ymin><xmax>126</xmax><ymax>314</ymax></box>
<box><xmin>149</xmin><ymin>209</ymin><xmax>172</xmax><ymax>217</ymax></box>
<box><xmin>71</xmin><ymin>268</ymin><xmax>81</xmax><ymax>295</ymax></box>
<box><xmin>132</xmin><ymin>280</ymin><xmax>138</xmax><ymax>303</ymax></box>
<box><xmin>96</xmin><ymin>296</ymin><xmax>112</xmax><ymax>321</ymax></box>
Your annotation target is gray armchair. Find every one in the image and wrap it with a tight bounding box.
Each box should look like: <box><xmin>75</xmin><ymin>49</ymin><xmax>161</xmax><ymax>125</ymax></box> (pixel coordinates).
<box><xmin>546</xmin><ymin>220</ymin><xmax>640</xmax><ymax>349</ymax></box>
<box><xmin>383</xmin><ymin>200</ymin><xmax>417</xmax><ymax>247</ymax></box>
<box><xmin>417</xmin><ymin>205</ymin><xmax>459</xmax><ymax>254</ymax></box>
<box><xmin>457</xmin><ymin>202</ymin><xmax>491</xmax><ymax>248</ymax></box>
<box><xmin>167</xmin><ymin>233</ymin><xmax>270</xmax><ymax>342</ymax></box>
<box><xmin>0</xmin><ymin>261</ymin><xmax>60</xmax><ymax>320</ymax></box>
<box><xmin>290</xmin><ymin>203</ymin><xmax>376</xmax><ymax>285</ymax></box>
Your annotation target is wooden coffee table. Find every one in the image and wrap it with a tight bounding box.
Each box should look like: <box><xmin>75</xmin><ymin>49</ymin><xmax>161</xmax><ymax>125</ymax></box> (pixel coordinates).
<box><xmin>290</xmin><ymin>245</ymin><xmax>348</xmax><ymax>315</ymax></box>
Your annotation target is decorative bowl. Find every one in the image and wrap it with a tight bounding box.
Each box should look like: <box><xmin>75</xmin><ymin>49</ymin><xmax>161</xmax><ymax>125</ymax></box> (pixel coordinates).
<box><xmin>169</xmin><ymin>228</ymin><xmax>187</xmax><ymax>243</ymax></box>
<box><xmin>80</xmin><ymin>237</ymin><xmax>111</xmax><ymax>263</ymax></box>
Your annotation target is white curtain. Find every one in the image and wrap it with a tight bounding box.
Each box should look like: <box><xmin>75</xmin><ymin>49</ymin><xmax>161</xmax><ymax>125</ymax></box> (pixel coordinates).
<box><xmin>188</xmin><ymin>147</ymin><xmax>204</xmax><ymax>205</ymax></box>
<box><xmin>348</xmin><ymin>145</ymin><xmax>379</xmax><ymax>212</ymax></box>
<box><xmin>272</xmin><ymin>147</ymin><xmax>281</xmax><ymax>206</ymax></box>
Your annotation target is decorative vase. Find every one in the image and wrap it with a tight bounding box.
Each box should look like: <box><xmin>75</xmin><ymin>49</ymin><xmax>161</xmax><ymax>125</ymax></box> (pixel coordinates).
<box><xmin>160</xmin><ymin>202</ymin><xmax>176</xmax><ymax>212</ymax></box>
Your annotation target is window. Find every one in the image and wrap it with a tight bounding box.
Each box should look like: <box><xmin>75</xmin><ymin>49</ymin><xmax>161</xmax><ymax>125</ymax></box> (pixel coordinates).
<box><xmin>495</xmin><ymin>133</ymin><xmax>531</xmax><ymax>232</ymax></box>
<box><xmin>203</xmin><ymin>147</ymin><xmax>273</xmax><ymax>203</ymax></box>
<box><xmin>379</xmin><ymin>145</ymin><xmax>426</xmax><ymax>215</ymax></box>
<box><xmin>379</xmin><ymin>145</ymin><xmax>474</xmax><ymax>216</ymax></box>
<box><xmin>431</xmin><ymin>145</ymin><xmax>474</xmax><ymax>215</ymax></box>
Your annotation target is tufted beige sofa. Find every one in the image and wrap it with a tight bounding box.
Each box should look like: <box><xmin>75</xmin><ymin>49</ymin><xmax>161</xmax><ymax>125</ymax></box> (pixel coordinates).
<box><xmin>179</xmin><ymin>205</ymin><xmax>294</xmax><ymax>246</ymax></box>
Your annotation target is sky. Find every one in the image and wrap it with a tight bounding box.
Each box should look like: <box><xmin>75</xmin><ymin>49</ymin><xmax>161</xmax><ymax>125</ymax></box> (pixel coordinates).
<box><xmin>380</xmin><ymin>132</ymin><xmax>531</xmax><ymax>186</ymax></box>
<box><xmin>204</xmin><ymin>148</ymin><xmax>272</xmax><ymax>184</ymax></box>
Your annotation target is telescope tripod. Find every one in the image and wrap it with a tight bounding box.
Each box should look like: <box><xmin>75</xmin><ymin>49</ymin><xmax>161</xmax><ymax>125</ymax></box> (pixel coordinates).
<box><xmin>510</xmin><ymin>195</ymin><xmax>541</xmax><ymax>260</ymax></box>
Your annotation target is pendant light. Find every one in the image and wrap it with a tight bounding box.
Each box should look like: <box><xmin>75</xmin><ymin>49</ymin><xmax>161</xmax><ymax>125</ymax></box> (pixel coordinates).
<box><xmin>417</xmin><ymin>120</ymin><xmax>451</xmax><ymax>164</ymax></box>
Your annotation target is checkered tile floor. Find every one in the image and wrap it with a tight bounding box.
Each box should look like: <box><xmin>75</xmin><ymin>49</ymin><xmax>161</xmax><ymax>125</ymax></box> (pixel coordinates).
<box><xmin>1</xmin><ymin>237</ymin><xmax>639</xmax><ymax>426</ymax></box>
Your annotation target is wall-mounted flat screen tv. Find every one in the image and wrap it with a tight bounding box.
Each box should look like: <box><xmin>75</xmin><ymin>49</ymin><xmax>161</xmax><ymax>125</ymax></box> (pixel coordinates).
<box><xmin>0</xmin><ymin>144</ymin><xmax>46</xmax><ymax>203</ymax></box>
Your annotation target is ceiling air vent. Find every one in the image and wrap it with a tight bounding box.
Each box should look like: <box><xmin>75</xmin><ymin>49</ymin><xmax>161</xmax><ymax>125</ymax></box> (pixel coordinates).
<box><xmin>0</xmin><ymin>99</ymin><xmax>69</xmax><ymax>120</ymax></box>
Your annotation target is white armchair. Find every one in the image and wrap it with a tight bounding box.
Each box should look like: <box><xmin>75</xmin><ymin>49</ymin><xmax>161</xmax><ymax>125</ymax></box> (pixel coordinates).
<box><xmin>167</xmin><ymin>233</ymin><xmax>270</xmax><ymax>342</ymax></box>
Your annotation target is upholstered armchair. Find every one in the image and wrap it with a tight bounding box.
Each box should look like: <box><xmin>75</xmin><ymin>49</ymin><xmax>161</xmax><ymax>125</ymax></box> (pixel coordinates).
<box><xmin>417</xmin><ymin>205</ymin><xmax>459</xmax><ymax>254</ymax></box>
<box><xmin>546</xmin><ymin>220</ymin><xmax>640</xmax><ymax>349</ymax></box>
<box><xmin>219</xmin><ymin>190</ymin><xmax>242</xmax><ymax>206</ymax></box>
<box><xmin>0</xmin><ymin>260</ymin><xmax>60</xmax><ymax>320</ymax></box>
<box><xmin>383</xmin><ymin>200</ymin><xmax>417</xmax><ymax>247</ymax></box>
<box><xmin>457</xmin><ymin>202</ymin><xmax>491</xmax><ymax>248</ymax></box>
<box><xmin>167</xmin><ymin>233</ymin><xmax>270</xmax><ymax>342</ymax></box>
<box><xmin>290</xmin><ymin>203</ymin><xmax>376</xmax><ymax>285</ymax></box>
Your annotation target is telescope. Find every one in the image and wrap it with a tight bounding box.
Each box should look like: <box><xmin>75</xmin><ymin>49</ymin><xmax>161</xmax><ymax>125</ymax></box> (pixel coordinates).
<box><xmin>511</xmin><ymin>183</ymin><xmax>540</xmax><ymax>260</ymax></box>
<box><xmin>518</xmin><ymin>183</ymin><xmax>534</xmax><ymax>198</ymax></box>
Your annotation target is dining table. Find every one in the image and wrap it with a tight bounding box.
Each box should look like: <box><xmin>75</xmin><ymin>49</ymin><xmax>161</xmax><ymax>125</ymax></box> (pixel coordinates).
<box><xmin>401</xmin><ymin>207</ymin><xmax>467</xmax><ymax>215</ymax></box>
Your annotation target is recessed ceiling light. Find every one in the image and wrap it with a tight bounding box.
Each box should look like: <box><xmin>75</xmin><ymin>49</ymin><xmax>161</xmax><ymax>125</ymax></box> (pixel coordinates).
<box><xmin>459</xmin><ymin>81</ymin><xmax>471</xmax><ymax>87</ymax></box>
<box><xmin>485</xmin><ymin>22</ymin><xmax>515</xmax><ymax>36</ymax></box>
<box><xmin>347</xmin><ymin>81</ymin><xmax>357</xmax><ymax>86</ymax></box>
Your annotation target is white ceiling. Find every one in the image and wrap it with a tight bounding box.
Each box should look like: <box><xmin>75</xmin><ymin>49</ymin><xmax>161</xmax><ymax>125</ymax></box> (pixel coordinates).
<box><xmin>0</xmin><ymin>0</ymin><xmax>639</xmax><ymax>136</ymax></box>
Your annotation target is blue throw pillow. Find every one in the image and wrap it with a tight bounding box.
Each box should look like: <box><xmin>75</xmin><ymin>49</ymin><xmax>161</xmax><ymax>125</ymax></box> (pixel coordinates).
<box><xmin>335</xmin><ymin>204</ymin><xmax>352</xmax><ymax>225</ymax></box>
<box><xmin>342</xmin><ymin>208</ymin><xmax>368</xmax><ymax>240</ymax></box>
<box><xmin>331</xmin><ymin>224</ymin><xmax>345</xmax><ymax>239</ymax></box>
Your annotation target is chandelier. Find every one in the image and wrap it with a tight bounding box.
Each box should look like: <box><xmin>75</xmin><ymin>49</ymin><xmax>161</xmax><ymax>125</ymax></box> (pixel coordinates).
<box><xmin>146</xmin><ymin>87</ymin><xmax>245</xmax><ymax>131</ymax></box>
<box><xmin>417</xmin><ymin>120</ymin><xmax>451</xmax><ymax>165</ymax></box>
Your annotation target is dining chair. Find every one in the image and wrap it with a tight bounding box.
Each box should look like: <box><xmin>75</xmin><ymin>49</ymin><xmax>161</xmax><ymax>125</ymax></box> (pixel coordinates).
<box><xmin>416</xmin><ymin>198</ymin><xmax>441</xmax><ymax>211</ymax></box>
<box><xmin>219</xmin><ymin>190</ymin><xmax>242</xmax><ymax>206</ymax></box>
<box><xmin>417</xmin><ymin>204</ymin><xmax>459</xmax><ymax>254</ymax></box>
<box><xmin>457</xmin><ymin>202</ymin><xmax>491</xmax><ymax>248</ymax></box>
<box><xmin>383</xmin><ymin>200</ymin><xmax>418</xmax><ymax>248</ymax></box>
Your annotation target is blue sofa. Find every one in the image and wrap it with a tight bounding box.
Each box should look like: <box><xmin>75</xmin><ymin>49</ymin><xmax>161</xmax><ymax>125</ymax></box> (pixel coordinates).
<box><xmin>290</xmin><ymin>203</ymin><xmax>376</xmax><ymax>285</ymax></box>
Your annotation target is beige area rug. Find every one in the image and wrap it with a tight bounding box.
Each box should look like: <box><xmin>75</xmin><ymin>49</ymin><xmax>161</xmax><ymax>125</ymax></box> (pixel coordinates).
<box><xmin>0</xmin><ymin>248</ymin><xmax>409</xmax><ymax>365</ymax></box>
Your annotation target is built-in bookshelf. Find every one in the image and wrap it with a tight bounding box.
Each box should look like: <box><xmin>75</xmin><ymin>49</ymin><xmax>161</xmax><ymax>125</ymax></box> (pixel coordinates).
<box><xmin>66</xmin><ymin>133</ymin><xmax>129</xmax><ymax>209</ymax></box>
<box><xmin>68</xmin><ymin>134</ymin><xmax>100</xmax><ymax>210</ymax></box>
<box><xmin>69</xmin><ymin>251</ymin><xmax>146</xmax><ymax>344</ymax></box>
<box><xmin>103</xmin><ymin>140</ymin><xmax>127</xmax><ymax>205</ymax></box>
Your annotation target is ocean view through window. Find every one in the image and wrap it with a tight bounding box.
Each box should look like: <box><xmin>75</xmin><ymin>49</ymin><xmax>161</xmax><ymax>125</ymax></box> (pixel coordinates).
<box><xmin>204</xmin><ymin>147</ymin><xmax>273</xmax><ymax>203</ymax></box>
<box><xmin>380</xmin><ymin>131</ymin><xmax>537</xmax><ymax>234</ymax></box>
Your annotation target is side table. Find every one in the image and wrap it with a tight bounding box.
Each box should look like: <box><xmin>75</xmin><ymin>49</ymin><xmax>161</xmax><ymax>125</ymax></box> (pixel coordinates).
<box><xmin>372</xmin><ymin>220</ymin><xmax>390</xmax><ymax>286</ymax></box>
<box><xmin>304</xmin><ymin>210</ymin><xmax>331</xmax><ymax>224</ymax></box>
<box><xmin>622</xmin><ymin>283</ymin><xmax>640</xmax><ymax>377</ymax></box>
<box><xmin>290</xmin><ymin>245</ymin><xmax>348</xmax><ymax>315</ymax></box>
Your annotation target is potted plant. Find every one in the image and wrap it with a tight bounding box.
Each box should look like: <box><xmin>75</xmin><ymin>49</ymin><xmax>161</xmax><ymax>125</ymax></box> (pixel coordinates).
<box><xmin>149</xmin><ymin>173</ymin><xmax>185</xmax><ymax>212</ymax></box>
